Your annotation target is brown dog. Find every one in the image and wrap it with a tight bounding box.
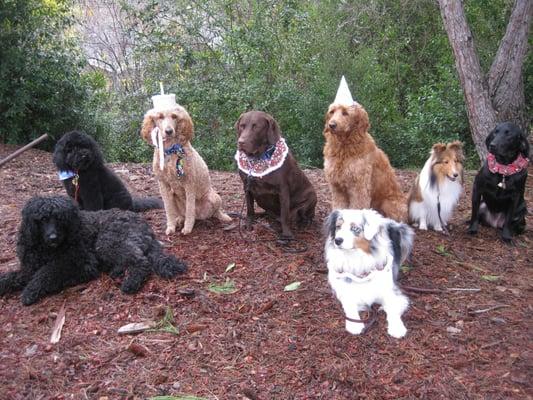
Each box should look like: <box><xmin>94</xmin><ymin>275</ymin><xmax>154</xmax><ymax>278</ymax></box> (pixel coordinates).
<box><xmin>235</xmin><ymin>111</ymin><xmax>317</xmax><ymax>239</ymax></box>
<box><xmin>323</xmin><ymin>103</ymin><xmax>407</xmax><ymax>222</ymax></box>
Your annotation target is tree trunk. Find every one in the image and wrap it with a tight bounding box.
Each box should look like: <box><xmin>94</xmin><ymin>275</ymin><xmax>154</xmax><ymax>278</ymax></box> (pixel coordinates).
<box><xmin>437</xmin><ymin>0</ymin><xmax>532</xmax><ymax>163</ymax></box>
<box><xmin>488</xmin><ymin>0</ymin><xmax>533</xmax><ymax>131</ymax></box>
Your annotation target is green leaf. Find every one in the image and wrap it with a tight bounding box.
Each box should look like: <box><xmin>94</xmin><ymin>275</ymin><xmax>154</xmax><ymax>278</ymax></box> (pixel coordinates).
<box><xmin>284</xmin><ymin>281</ymin><xmax>302</xmax><ymax>292</ymax></box>
<box><xmin>225</xmin><ymin>262</ymin><xmax>236</xmax><ymax>273</ymax></box>
<box><xmin>436</xmin><ymin>244</ymin><xmax>451</xmax><ymax>256</ymax></box>
<box><xmin>481</xmin><ymin>275</ymin><xmax>500</xmax><ymax>282</ymax></box>
<box><xmin>208</xmin><ymin>278</ymin><xmax>237</xmax><ymax>294</ymax></box>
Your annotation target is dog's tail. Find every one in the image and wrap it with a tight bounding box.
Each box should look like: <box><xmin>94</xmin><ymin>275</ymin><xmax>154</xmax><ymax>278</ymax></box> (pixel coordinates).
<box><xmin>387</xmin><ymin>222</ymin><xmax>414</xmax><ymax>281</ymax></box>
<box><xmin>131</xmin><ymin>196</ymin><xmax>163</xmax><ymax>212</ymax></box>
<box><xmin>152</xmin><ymin>254</ymin><xmax>188</xmax><ymax>278</ymax></box>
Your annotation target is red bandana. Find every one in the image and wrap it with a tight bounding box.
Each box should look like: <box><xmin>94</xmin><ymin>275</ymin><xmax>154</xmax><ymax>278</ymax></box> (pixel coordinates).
<box><xmin>487</xmin><ymin>153</ymin><xmax>529</xmax><ymax>176</ymax></box>
<box><xmin>235</xmin><ymin>138</ymin><xmax>289</xmax><ymax>177</ymax></box>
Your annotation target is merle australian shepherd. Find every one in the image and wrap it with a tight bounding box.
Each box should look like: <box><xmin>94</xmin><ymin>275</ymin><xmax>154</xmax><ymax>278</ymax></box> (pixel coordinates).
<box><xmin>468</xmin><ymin>122</ymin><xmax>529</xmax><ymax>242</ymax></box>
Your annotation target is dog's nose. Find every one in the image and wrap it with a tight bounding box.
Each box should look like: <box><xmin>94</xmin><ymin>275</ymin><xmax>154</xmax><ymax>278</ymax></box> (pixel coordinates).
<box><xmin>453</xmin><ymin>172</ymin><xmax>459</xmax><ymax>178</ymax></box>
<box><xmin>165</xmin><ymin>128</ymin><xmax>173</xmax><ymax>135</ymax></box>
<box><xmin>489</xmin><ymin>143</ymin><xmax>496</xmax><ymax>153</ymax></box>
<box><xmin>48</xmin><ymin>233</ymin><xmax>57</xmax><ymax>241</ymax></box>
<box><xmin>334</xmin><ymin>237</ymin><xmax>343</xmax><ymax>246</ymax></box>
<box><xmin>329</xmin><ymin>121</ymin><xmax>337</xmax><ymax>130</ymax></box>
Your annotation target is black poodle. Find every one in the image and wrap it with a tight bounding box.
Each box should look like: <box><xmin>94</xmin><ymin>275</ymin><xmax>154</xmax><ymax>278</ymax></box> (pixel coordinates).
<box><xmin>468</xmin><ymin>122</ymin><xmax>530</xmax><ymax>242</ymax></box>
<box><xmin>0</xmin><ymin>196</ymin><xmax>187</xmax><ymax>305</ymax></box>
<box><xmin>53</xmin><ymin>130</ymin><xmax>162</xmax><ymax>211</ymax></box>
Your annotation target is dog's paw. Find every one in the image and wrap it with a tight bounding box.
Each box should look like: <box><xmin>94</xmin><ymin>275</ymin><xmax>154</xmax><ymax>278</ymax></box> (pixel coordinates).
<box><xmin>387</xmin><ymin>321</ymin><xmax>407</xmax><ymax>338</ymax></box>
<box><xmin>120</xmin><ymin>280</ymin><xmax>142</xmax><ymax>294</ymax></box>
<box><xmin>345</xmin><ymin>320</ymin><xmax>365</xmax><ymax>335</ymax></box>
<box><xmin>181</xmin><ymin>226</ymin><xmax>192</xmax><ymax>235</ymax></box>
<box><xmin>467</xmin><ymin>225</ymin><xmax>478</xmax><ymax>235</ymax></box>
<box><xmin>165</xmin><ymin>226</ymin><xmax>176</xmax><ymax>236</ymax></box>
<box><xmin>21</xmin><ymin>290</ymin><xmax>39</xmax><ymax>306</ymax></box>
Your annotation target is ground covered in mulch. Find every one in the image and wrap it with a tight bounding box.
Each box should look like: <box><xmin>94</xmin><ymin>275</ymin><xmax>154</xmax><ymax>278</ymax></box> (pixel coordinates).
<box><xmin>0</xmin><ymin>143</ymin><xmax>531</xmax><ymax>400</ymax></box>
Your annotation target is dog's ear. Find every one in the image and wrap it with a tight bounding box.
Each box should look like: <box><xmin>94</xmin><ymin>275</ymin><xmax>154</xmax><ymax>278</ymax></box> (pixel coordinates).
<box><xmin>519</xmin><ymin>130</ymin><xmax>530</xmax><ymax>158</ymax></box>
<box><xmin>177</xmin><ymin>110</ymin><xmax>194</xmax><ymax>142</ymax></box>
<box><xmin>448</xmin><ymin>141</ymin><xmax>464</xmax><ymax>161</ymax></box>
<box><xmin>52</xmin><ymin>134</ymin><xmax>69</xmax><ymax>170</ymax></box>
<box><xmin>431</xmin><ymin>143</ymin><xmax>446</xmax><ymax>155</ymax></box>
<box><xmin>324</xmin><ymin>210</ymin><xmax>340</xmax><ymax>239</ymax></box>
<box><xmin>354</xmin><ymin>105</ymin><xmax>370</xmax><ymax>134</ymax></box>
<box><xmin>266</xmin><ymin>114</ymin><xmax>281</xmax><ymax>145</ymax></box>
<box><xmin>140</xmin><ymin>112</ymin><xmax>156</xmax><ymax>143</ymax></box>
<box><xmin>485</xmin><ymin>127</ymin><xmax>496</xmax><ymax>151</ymax></box>
<box><xmin>362</xmin><ymin>210</ymin><xmax>383</xmax><ymax>241</ymax></box>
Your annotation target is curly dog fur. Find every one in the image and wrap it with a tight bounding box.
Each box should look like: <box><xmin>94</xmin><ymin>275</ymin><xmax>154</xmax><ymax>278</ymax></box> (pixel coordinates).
<box><xmin>140</xmin><ymin>105</ymin><xmax>231</xmax><ymax>235</ymax></box>
<box><xmin>53</xmin><ymin>130</ymin><xmax>162</xmax><ymax>211</ymax></box>
<box><xmin>0</xmin><ymin>196</ymin><xmax>187</xmax><ymax>305</ymax></box>
<box><xmin>323</xmin><ymin>103</ymin><xmax>407</xmax><ymax>222</ymax></box>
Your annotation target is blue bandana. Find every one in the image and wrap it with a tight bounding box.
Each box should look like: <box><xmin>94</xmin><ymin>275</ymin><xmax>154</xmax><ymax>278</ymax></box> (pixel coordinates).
<box><xmin>164</xmin><ymin>144</ymin><xmax>185</xmax><ymax>177</ymax></box>
<box><xmin>58</xmin><ymin>170</ymin><xmax>77</xmax><ymax>180</ymax></box>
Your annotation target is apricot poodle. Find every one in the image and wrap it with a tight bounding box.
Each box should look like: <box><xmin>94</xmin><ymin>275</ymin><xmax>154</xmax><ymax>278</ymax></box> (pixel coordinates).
<box><xmin>140</xmin><ymin>105</ymin><xmax>231</xmax><ymax>235</ymax></box>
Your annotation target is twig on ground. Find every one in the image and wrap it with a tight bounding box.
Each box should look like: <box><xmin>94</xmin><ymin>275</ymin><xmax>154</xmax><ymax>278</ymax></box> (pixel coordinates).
<box><xmin>468</xmin><ymin>304</ymin><xmax>510</xmax><ymax>315</ymax></box>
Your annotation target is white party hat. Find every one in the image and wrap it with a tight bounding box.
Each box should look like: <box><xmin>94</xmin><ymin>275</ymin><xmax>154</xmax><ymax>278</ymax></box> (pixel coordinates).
<box><xmin>151</xmin><ymin>82</ymin><xmax>178</xmax><ymax>111</ymax></box>
<box><xmin>333</xmin><ymin>76</ymin><xmax>359</xmax><ymax>106</ymax></box>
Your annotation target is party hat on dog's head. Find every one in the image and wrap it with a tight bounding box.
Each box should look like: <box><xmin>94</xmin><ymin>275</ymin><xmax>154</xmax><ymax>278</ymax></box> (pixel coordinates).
<box><xmin>151</xmin><ymin>82</ymin><xmax>178</xmax><ymax>111</ymax></box>
<box><xmin>333</xmin><ymin>76</ymin><xmax>359</xmax><ymax>106</ymax></box>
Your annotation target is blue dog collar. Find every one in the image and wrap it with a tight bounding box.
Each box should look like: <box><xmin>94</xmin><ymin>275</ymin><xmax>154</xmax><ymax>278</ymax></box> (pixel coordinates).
<box><xmin>58</xmin><ymin>170</ymin><xmax>77</xmax><ymax>180</ymax></box>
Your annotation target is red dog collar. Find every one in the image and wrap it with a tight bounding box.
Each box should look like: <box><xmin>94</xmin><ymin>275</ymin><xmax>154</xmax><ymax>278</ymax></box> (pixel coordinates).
<box><xmin>487</xmin><ymin>153</ymin><xmax>529</xmax><ymax>176</ymax></box>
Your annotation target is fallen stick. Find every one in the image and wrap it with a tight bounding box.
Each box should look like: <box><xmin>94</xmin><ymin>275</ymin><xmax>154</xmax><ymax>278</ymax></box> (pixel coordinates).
<box><xmin>0</xmin><ymin>134</ymin><xmax>48</xmax><ymax>168</ymax></box>
<box><xmin>446</xmin><ymin>287</ymin><xmax>481</xmax><ymax>292</ymax></box>
<box><xmin>468</xmin><ymin>304</ymin><xmax>510</xmax><ymax>315</ymax></box>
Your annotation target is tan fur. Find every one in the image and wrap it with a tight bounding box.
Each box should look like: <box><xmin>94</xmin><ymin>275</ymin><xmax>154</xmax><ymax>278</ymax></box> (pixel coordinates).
<box><xmin>354</xmin><ymin>236</ymin><xmax>372</xmax><ymax>254</ymax></box>
<box><xmin>140</xmin><ymin>106</ymin><xmax>231</xmax><ymax>235</ymax></box>
<box><xmin>323</xmin><ymin>104</ymin><xmax>407</xmax><ymax>222</ymax></box>
<box><xmin>407</xmin><ymin>175</ymin><xmax>423</xmax><ymax>204</ymax></box>
<box><xmin>432</xmin><ymin>141</ymin><xmax>464</xmax><ymax>185</ymax></box>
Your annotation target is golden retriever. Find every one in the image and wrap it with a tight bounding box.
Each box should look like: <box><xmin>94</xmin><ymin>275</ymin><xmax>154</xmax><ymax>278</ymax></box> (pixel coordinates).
<box><xmin>141</xmin><ymin>105</ymin><xmax>231</xmax><ymax>235</ymax></box>
<box><xmin>323</xmin><ymin>103</ymin><xmax>407</xmax><ymax>222</ymax></box>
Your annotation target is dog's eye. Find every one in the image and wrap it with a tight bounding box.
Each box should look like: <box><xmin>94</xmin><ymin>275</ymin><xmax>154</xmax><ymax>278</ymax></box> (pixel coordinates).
<box><xmin>444</xmin><ymin>160</ymin><xmax>449</xmax><ymax>164</ymax></box>
<box><xmin>251</xmin><ymin>124</ymin><xmax>256</xmax><ymax>129</ymax></box>
<box><xmin>158</xmin><ymin>114</ymin><xmax>164</xmax><ymax>119</ymax></box>
<box><xmin>342</xmin><ymin>111</ymin><xmax>348</xmax><ymax>116</ymax></box>
<box><xmin>329</xmin><ymin>110</ymin><xmax>334</xmax><ymax>115</ymax></box>
<box><xmin>171</xmin><ymin>114</ymin><xmax>178</xmax><ymax>120</ymax></box>
<box><xmin>351</xmin><ymin>226</ymin><xmax>362</xmax><ymax>234</ymax></box>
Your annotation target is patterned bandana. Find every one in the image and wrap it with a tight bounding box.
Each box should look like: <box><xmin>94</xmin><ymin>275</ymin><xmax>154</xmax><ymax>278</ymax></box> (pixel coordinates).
<box><xmin>164</xmin><ymin>143</ymin><xmax>185</xmax><ymax>177</ymax></box>
<box><xmin>235</xmin><ymin>138</ymin><xmax>289</xmax><ymax>177</ymax></box>
<box><xmin>487</xmin><ymin>153</ymin><xmax>529</xmax><ymax>176</ymax></box>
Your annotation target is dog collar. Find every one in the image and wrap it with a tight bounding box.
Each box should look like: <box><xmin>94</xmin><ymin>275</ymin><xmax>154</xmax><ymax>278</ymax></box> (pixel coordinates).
<box><xmin>235</xmin><ymin>138</ymin><xmax>289</xmax><ymax>177</ymax></box>
<box><xmin>58</xmin><ymin>170</ymin><xmax>77</xmax><ymax>180</ymax></box>
<box><xmin>487</xmin><ymin>153</ymin><xmax>529</xmax><ymax>176</ymax></box>
<box><xmin>164</xmin><ymin>144</ymin><xmax>185</xmax><ymax>177</ymax></box>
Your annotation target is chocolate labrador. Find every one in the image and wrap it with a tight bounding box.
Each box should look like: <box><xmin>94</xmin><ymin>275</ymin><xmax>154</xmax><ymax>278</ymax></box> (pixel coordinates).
<box><xmin>234</xmin><ymin>111</ymin><xmax>317</xmax><ymax>239</ymax></box>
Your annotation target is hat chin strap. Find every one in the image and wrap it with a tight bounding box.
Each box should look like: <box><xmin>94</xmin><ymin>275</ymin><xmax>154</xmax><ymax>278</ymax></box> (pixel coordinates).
<box><xmin>151</xmin><ymin>127</ymin><xmax>165</xmax><ymax>170</ymax></box>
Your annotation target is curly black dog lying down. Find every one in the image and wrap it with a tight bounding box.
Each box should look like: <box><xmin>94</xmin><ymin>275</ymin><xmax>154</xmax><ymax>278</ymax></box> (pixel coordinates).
<box><xmin>0</xmin><ymin>196</ymin><xmax>187</xmax><ymax>305</ymax></box>
<box><xmin>53</xmin><ymin>130</ymin><xmax>162</xmax><ymax>211</ymax></box>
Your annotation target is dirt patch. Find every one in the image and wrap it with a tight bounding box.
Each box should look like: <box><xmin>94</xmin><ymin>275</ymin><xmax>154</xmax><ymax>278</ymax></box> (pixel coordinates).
<box><xmin>0</xmin><ymin>143</ymin><xmax>531</xmax><ymax>399</ymax></box>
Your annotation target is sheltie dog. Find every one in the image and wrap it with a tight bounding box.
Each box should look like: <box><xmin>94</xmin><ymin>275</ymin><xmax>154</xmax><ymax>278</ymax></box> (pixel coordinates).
<box><xmin>324</xmin><ymin>209</ymin><xmax>414</xmax><ymax>338</ymax></box>
<box><xmin>408</xmin><ymin>142</ymin><xmax>464</xmax><ymax>231</ymax></box>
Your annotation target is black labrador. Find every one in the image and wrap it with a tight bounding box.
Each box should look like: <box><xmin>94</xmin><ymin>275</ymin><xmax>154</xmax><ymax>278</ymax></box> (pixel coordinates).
<box><xmin>468</xmin><ymin>122</ymin><xmax>529</xmax><ymax>242</ymax></box>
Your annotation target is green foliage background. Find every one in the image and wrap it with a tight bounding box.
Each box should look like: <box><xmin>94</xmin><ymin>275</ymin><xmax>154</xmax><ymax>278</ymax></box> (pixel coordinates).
<box><xmin>0</xmin><ymin>0</ymin><xmax>530</xmax><ymax>169</ymax></box>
